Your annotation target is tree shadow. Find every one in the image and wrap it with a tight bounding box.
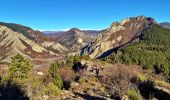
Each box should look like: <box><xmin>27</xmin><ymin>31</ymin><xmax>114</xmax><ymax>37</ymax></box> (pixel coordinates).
<box><xmin>138</xmin><ymin>80</ymin><xmax>170</xmax><ymax>100</ymax></box>
<box><xmin>0</xmin><ymin>80</ymin><xmax>29</xmax><ymax>100</ymax></box>
<box><xmin>74</xmin><ymin>92</ymin><xmax>106</xmax><ymax>100</ymax></box>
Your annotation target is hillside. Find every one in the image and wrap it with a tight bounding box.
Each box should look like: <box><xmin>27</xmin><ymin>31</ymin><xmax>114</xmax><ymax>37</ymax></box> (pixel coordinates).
<box><xmin>54</xmin><ymin>28</ymin><xmax>97</xmax><ymax>52</ymax></box>
<box><xmin>0</xmin><ymin>25</ymin><xmax>56</xmax><ymax>62</ymax></box>
<box><xmin>0</xmin><ymin>22</ymin><xmax>68</xmax><ymax>54</ymax></box>
<box><xmin>81</xmin><ymin>16</ymin><xmax>156</xmax><ymax>58</ymax></box>
<box><xmin>104</xmin><ymin>24</ymin><xmax>170</xmax><ymax>80</ymax></box>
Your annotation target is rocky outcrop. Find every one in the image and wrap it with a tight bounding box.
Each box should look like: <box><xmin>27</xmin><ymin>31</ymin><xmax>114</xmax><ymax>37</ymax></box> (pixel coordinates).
<box><xmin>0</xmin><ymin>25</ymin><xmax>56</xmax><ymax>62</ymax></box>
<box><xmin>81</xmin><ymin>16</ymin><xmax>157</xmax><ymax>59</ymax></box>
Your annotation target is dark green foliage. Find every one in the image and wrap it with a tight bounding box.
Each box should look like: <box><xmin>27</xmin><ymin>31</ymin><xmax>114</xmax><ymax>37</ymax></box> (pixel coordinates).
<box><xmin>66</xmin><ymin>54</ymin><xmax>88</xmax><ymax>72</ymax></box>
<box><xmin>102</xmin><ymin>53</ymin><xmax>121</xmax><ymax>64</ymax></box>
<box><xmin>48</xmin><ymin>61</ymin><xmax>63</xmax><ymax>89</ymax></box>
<box><xmin>48</xmin><ymin>60</ymin><xmax>60</xmax><ymax>78</ymax></box>
<box><xmin>121</xmin><ymin>42</ymin><xmax>170</xmax><ymax>72</ymax></box>
<box><xmin>141</xmin><ymin>24</ymin><xmax>170</xmax><ymax>45</ymax></box>
<box><xmin>72</xmin><ymin>61</ymin><xmax>82</xmax><ymax>72</ymax></box>
<box><xmin>9</xmin><ymin>54</ymin><xmax>33</xmax><ymax>81</ymax></box>
<box><xmin>66</xmin><ymin>54</ymin><xmax>81</xmax><ymax>67</ymax></box>
<box><xmin>66</xmin><ymin>55</ymin><xmax>75</xmax><ymax>67</ymax></box>
<box><xmin>53</xmin><ymin>74</ymin><xmax>63</xmax><ymax>89</ymax></box>
<box><xmin>44</xmin><ymin>82</ymin><xmax>60</xmax><ymax>96</ymax></box>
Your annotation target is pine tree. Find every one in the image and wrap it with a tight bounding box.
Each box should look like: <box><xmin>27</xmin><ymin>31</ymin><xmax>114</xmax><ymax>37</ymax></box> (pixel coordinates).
<box><xmin>48</xmin><ymin>60</ymin><xmax>60</xmax><ymax>78</ymax></box>
<box><xmin>9</xmin><ymin>54</ymin><xmax>33</xmax><ymax>81</ymax></box>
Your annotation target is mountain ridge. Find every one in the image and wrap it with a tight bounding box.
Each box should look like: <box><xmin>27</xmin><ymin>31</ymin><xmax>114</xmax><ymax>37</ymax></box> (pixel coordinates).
<box><xmin>0</xmin><ymin>22</ymin><xmax>68</xmax><ymax>54</ymax></box>
<box><xmin>0</xmin><ymin>16</ymin><xmax>161</xmax><ymax>62</ymax></box>
<box><xmin>81</xmin><ymin>16</ymin><xmax>157</xmax><ymax>58</ymax></box>
<box><xmin>0</xmin><ymin>25</ymin><xmax>57</xmax><ymax>62</ymax></box>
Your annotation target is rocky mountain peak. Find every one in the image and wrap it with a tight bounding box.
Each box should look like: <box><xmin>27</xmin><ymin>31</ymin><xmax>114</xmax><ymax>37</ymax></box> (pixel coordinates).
<box><xmin>81</xmin><ymin>16</ymin><xmax>157</xmax><ymax>58</ymax></box>
<box><xmin>67</xmin><ymin>28</ymin><xmax>85</xmax><ymax>37</ymax></box>
<box><xmin>69</xmin><ymin>28</ymin><xmax>81</xmax><ymax>31</ymax></box>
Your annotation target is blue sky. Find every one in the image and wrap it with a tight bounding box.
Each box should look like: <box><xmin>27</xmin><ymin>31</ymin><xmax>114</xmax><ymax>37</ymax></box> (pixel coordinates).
<box><xmin>0</xmin><ymin>0</ymin><xmax>169</xmax><ymax>30</ymax></box>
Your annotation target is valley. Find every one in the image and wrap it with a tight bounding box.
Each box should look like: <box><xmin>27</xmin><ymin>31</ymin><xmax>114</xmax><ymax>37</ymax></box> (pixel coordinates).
<box><xmin>0</xmin><ymin>16</ymin><xmax>170</xmax><ymax>100</ymax></box>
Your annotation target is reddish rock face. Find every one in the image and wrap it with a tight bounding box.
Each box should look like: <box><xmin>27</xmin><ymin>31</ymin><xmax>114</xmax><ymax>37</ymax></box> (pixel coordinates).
<box><xmin>0</xmin><ymin>25</ymin><xmax>56</xmax><ymax>62</ymax></box>
<box><xmin>0</xmin><ymin>22</ymin><xmax>68</xmax><ymax>54</ymax></box>
<box><xmin>81</xmin><ymin>16</ymin><xmax>157</xmax><ymax>58</ymax></box>
<box><xmin>52</xmin><ymin>28</ymin><xmax>97</xmax><ymax>52</ymax></box>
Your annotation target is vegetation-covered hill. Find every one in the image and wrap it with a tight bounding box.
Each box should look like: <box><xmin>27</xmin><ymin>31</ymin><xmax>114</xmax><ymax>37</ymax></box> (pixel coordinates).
<box><xmin>103</xmin><ymin>25</ymin><xmax>170</xmax><ymax>80</ymax></box>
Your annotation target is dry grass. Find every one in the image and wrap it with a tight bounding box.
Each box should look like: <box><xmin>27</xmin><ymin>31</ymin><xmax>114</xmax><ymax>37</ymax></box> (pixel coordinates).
<box><xmin>99</xmin><ymin>63</ymin><xmax>143</xmax><ymax>97</ymax></box>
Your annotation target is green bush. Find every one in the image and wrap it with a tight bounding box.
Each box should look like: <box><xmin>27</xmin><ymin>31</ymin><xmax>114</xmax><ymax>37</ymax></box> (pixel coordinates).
<box><xmin>53</xmin><ymin>74</ymin><xmax>63</xmax><ymax>89</ymax></box>
<box><xmin>66</xmin><ymin>55</ymin><xmax>75</xmax><ymax>67</ymax></box>
<box><xmin>66</xmin><ymin>54</ymin><xmax>81</xmax><ymax>67</ymax></box>
<box><xmin>48</xmin><ymin>60</ymin><xmax>60</xmax><ymax>78</ymax></box>
<box><xmin>25</xmin><ymin>75</ymin><xmax>45</xmax><ymax>97</ymax></box>
<box><xmin>44</xmin><ymin>82</ymin><xmax>60</xmax><ymax>96</ymax></box>
<box><xmin>78</xmin><ymin>77</ymin><xmax>86</xmax><ymax>84</ymax></box>
<box><xmin>8</xmin><ymin>54</ymin><xmax>33</xmax><ymax>82</ymax></box>
<box><xmin>127</xmin><ymin>90</ymin><xmax>142</xmax><ymax>100</ymax></box>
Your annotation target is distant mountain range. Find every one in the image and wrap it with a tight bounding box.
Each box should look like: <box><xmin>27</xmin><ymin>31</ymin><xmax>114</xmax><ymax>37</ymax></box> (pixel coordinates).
<box><xmin>42</xmin><ymin>31</ymin><xmax>61</xmax><ymax>34</ymax></box>
<box><xmin>160</xmin><ymin>22</ymin><xmax>170</xmax><ymax>29</ymax></box>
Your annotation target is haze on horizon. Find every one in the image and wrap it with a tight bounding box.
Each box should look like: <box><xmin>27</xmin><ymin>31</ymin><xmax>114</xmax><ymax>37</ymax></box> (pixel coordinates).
<box><xmin>0</xmin><ymin>0</ymin><xmax>169</xmax><ymax>31</ymax></box>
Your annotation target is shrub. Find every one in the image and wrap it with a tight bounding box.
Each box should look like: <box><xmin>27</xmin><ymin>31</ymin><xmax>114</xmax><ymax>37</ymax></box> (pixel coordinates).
<box><xmin>78</xmin><ymin>77</ymin><xmax>85</xmax><ymax>84</ymax></box>
<box><xmin>72</xmin><ymin>61</ymin><xmax>82</xmax><ymax>72</ymax></box>
<box><xmin>137</xmin><ymin>74</ymin><xmax>147</xmax><ymax>82</ymax></box>
<box><xmin>44</xmin><ymin>82</ymin><xmax>60</xmax><ymax>96</ymax></box>
<box><xmin>25</xmin><ymin>75</ymin><xmax>45</xmax><ymax>97</ymax></box>
<box><xmin>81</xmin><ymin>55</ymin><xmax>92</xmax><ymax>60</ymax></box>
<box><xmin>8</xmin><ymin>54</ymin><xmax>33</xmax><ymax>82</ymax></box>
<box><xmin>48</xmin><ymin>60</ymin><xmax>60</xmax><ymax>78</ymax></box>
<box><xmin>127</xmin><ymin>90</ymin><xmax>142</xmax><ymax>100</ymax></box>
<box><xmin>66</xmin><ymin>54</ymin><xmax>81</xmax><ymax>67</ymax></box>
<box><xmin>66</xmin><ymin>55</ymin><xmax>74</xmax><ymax>67</ymax></box>
<box><xmin>58</xmin><ymin>67</ymin><xmax>74</xmax><ymax>89</ymax></box>
<box><xmin>53</xmin><ymin>75</ymin><xmax>63</xmax><ymax>89</ymax></box>
<box><xmin>58</xmin><ymin>67</ymin><xmax>74</xmax><ymax>82</ymax></box>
